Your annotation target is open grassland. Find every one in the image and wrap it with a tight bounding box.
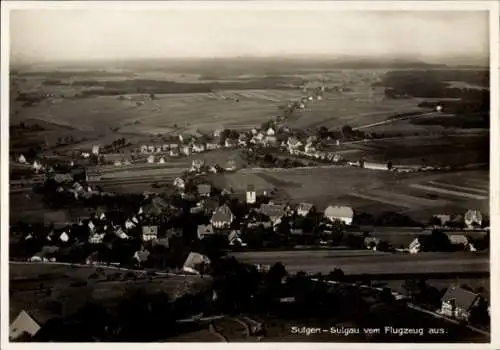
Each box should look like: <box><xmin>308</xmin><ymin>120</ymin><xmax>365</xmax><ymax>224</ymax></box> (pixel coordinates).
<box><xmin>229</xmin><ymin>250</ymin><xmax>489</xmax><ymax>275</ymax></box>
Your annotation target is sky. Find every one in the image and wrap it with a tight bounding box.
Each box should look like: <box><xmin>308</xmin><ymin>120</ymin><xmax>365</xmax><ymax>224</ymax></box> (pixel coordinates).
<box><xmin>9</xmin><ymin>9</ymin><xmax>489</xmax><ymax>64</ymax></box>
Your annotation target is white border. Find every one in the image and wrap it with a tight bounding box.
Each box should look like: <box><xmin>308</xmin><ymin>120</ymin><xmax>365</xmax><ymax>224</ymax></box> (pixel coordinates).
<box><xmin>1</xmin><ymin>1</ymin><xmax>499</xmax><ymax>350</ymax></box>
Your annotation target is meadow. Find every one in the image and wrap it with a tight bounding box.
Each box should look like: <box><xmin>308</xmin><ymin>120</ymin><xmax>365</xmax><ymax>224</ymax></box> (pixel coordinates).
<box><xmin>9</xmin><ymin>262</ymin><xmax>211</xmax><ymax>322</ymax></box>
<box><xmin>229</xmin><ymin>250</ymin><xmax>489</xmax><ymax>275</ymax></box>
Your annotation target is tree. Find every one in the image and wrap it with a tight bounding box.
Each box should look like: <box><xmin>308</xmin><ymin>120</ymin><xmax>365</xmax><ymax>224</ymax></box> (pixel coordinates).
<box><xmin>317</xmin><ymin>126</ymin><xmax>329</xmax><ymax>139</ymax></box>
<box><xmin>341</xmin><ymin>125</ymin><xmax>354</xmax><ymax>139</ymax></box>
<box><xmin>327</xmin><ymin>268</ymin><xmax>345</xmax><ymax>282</ymax></box>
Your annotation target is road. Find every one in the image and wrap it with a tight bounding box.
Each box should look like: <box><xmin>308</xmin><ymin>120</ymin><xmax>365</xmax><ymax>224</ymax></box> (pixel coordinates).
<box><xmin>352</xmin><ymin>110</ymin><xmax>437</xmax><ymax>131</ymax></box>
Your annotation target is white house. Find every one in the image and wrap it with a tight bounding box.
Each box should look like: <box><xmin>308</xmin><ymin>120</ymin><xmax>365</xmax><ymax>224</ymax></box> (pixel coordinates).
<box><xmin>10</xmin><ymin>310</ymin><xmax>44</xmax><ymax>341</ymax></box>
<box><xmin>158</xmin><ymin>157</ymin><xmax>165</xmax><ymax>164</ymax></box>
<box><xmin>88</xmin><ymin>220</ymin><xmax>96</xmax><ymax>233</ymax></box>
<box><xmin>439</xmin><ymin>284</ymin><xmax>480</xmax><ymax>321</ymax></box>
<box><xmin>464</xmin><ymin>209</ymin><xmax>482</xmax><ymax>229</ymax></box>
<box><xmin>142</xmin><ymin>225</ymin><xmax>158</xmax><ymax>241</ymax></box>
<box><xmin>246</xmin><ymin>185</ymin><xmax>256</xmax><ymax>204</ymax></box>
<box><xmin>18</xmin><ymin>154</ymin><xmax>27</xmax><ymax>164</ymax></box>
<box><xmin>147</xmin><ymin>155</ymin><xmax>155</xmax><ymax>163</ymax></box>
<box><xmin>297</xmin><ymin>202</ymin><xmax>314</xmax><ymax>217</ymax></box>
<box><xmin>304</xmin><ymin>142</ymin><xmax>316</xmax><ymax>154</ymax></box>
<box><xmin>114</xmin><ymin>227</ymin><xmax>129</xmax><ymax>240</ymax></box>
<box><xmin>324</xmin><ymin>205</ymin><xmax>354</xmax><ymax>225</ymax></box>
<box><xmin>197</xmin><ymin>224</ymin><xmax>215</xmax><ymax>240</ymax></box>
<box><xmin>173</xmin><ymin>177</ymin><xmax>185</xmax><ymax>190</ymax></box>
<box><xmin>140</xmin><ymin>145</ymin><xmax>148</xmax><ymax>153</ymax></box>
<box><xmin>266</xmin><ymin>127</ymin><xmax>276</xmax><ymax>136</ymax></box>
<box><xmin>181</xmin><ymin>145</ymin><xmax>191</xmax><ymax>156</ymax></box>
<box><xmin>125</xmin><ymin>218</ymin><xmax>137</xmax><ymax>230</ymax></box>
<box><xmin>59</xmin><ymin>232</ymin><xmax>69</xmax><ymax>242</ymax></box>
<box><xmin>32</xmin><ymin>160</ymin><xmax>42</xmax><ymax>171</ymax></box>
<box><xmin>88</xmin><ymin>233</ymin><xmax>105</xmax><ymax>244</ymax></box>
<box><xmin>193</xmin><ymin>143</ymin><xmax>206</xmax><ymax>153</ymax></box>
<box><xmin>408</xmin><ymin>237</ymin><xmax>422</xmax><ymax>254</ymax></box>
<box><xmin>210</xmin><ymin>204</ymin><xmax>235</xmax><ymax>229</ymax></box>
<box><xmin>191</xmin><ymin>159</ymin><xmax>204</xmax><ymax>172</ymax></box>
<box><xmin>92</xmin><ymin>145</ymin><xmax>100</xmax><ymax>155</ymax></box>
<box><xmin>148</xmin><ymin>145</ymin><xmax>155</xmax><ymax>153</ymax></box>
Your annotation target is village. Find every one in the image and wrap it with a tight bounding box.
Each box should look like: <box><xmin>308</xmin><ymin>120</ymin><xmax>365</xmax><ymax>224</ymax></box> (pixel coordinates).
<box><xmin>9</xmin><ymin>112</ymin><xmax>491</xmax><ymax>342</ymax></box>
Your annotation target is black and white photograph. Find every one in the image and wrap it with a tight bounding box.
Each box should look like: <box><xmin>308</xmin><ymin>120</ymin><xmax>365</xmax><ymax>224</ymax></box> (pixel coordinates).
<box><xmin>1</xmin><ymin>1</ymin><xmax>498</xmax><ymax>346</ymax></box>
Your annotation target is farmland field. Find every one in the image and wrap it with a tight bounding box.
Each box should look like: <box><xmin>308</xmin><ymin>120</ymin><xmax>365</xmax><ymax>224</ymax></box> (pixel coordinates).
<box><xmin>229</xmin><ymin>250</ymin><xmax>489</xmax><ymax>275</ymax></box>
<box><xmin>211</xmin><ymin>167</ymin><xmax>489</xmax><ymax>220</ymax></box>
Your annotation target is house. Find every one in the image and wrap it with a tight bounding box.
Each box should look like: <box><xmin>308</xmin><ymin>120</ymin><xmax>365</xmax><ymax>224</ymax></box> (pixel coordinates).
<box><xmin>362</xmin><ymin>161</ymin><xmax>390</xmax><ymax>171</ymax></box>
<box><xmin>125</xmin><ymin>217</ymin><xmax>138</xmax><ymax>229</ymax></box>
<box><xmin>225</xmin><ymin>138</ymin><xmax>238</xmax><ymax>148</ymax></box>
<box><xmin>59</xmin><ymin>232</ymin><xmax>69</xmax><ymax>242</ymax></box>
<box><xmin>142</xmin><ymin>225</ymin><xmax>158</xmax><ymax>241</ymax></box>
<box><xmin>18</xmin><ymin>154</ymin><xmax>27</xmax><ymax>164</ymax></box>
<box><xmin>324</xmin><ymin>205</ymin><xmax>354</xmax><ymax>225</ymax></box>
<box><xmin>181</xmin><ymin>145</ymin><xmax>191</xmax><ymax>156</ymax></box>
<box><xmin>182</xmin><ymin>252</ymin><xmax>211</xmax><ymax>275</ymax></box>
<box><xmin>162</xmin><ymin>144</ymin><xmax>169</xmax><ymax>151</ymax></box>
<box><xmin>85</xmin><ymin>251</ymin><xmax>106</xmax><ymax>265</ymax></box>
<box><xmin>259</xmin><ymin>203</ymin><xmax>287</xmax><ymax>225</ymax></box>
<box><xmin>364</xmin><ymin>237</ymin><xmax>381</xmax><ymax>250</ymax></box>
<box><xmin>193</xmin><ymin>143</ymin><xmax>206</xmax><ymax>153</ymax></box>
<box><xmin>408</xmin><ymin>237</ymin><xmax>422</xmax><ymax>254</ymax></box>
<box><xmin>287</xmin><ymin>137</ymin><xmax>303</xmax><ymax>153</ymax></box>
<box><xmin>133</xmin><ymin>249</ymin><xmax>150</xmax><ymax>266</ymax></box>
<box><xmin>304</xmin><ymin>142</ymin><xmax>316</xmax><ymax>154</ymax></box>
<box><xmin>173</xmin><ymin>177</ymin><xmax>185</xmax><ymax>190</ymax></box>
<box><xmin>10</xmin><ymin>309</ymin><xmax>57</xmax><ymax>341</ymax></box>
<box><xmin>208</xmin><ymin>165</ymin><xmax>218</xmax><ymax>173</ymax></box>
<box><xmin>88</xmin><ymin>233</ymin><xmax>105</xmax><ymax>244</ymax></box>
<box><xmin>210</xmin><ymin>204</ymin><xmax>234</xmax><ymax>229</ymax></box>
<box><xmin>197</xmin><ymin>224</ymin><xmax>215</xmax><ymax>240</ymax></box>
<box><xmin>148</xmin><ymin>145</ymin><xmax>155</xmax><ymax>153</ymax></box>
<box><xmin>206</xmin><ymin>142</ymin><xmax>219</xmax><ymax>150</ymax></box>
<box><xmin>255</xmin><ymin>132</ymin><xmax>265</xmax><ymax>143</ymax></box>
<box><xmin>197</xmin><ymin>184</ymin><xmax>212</xmax><ymax>197</ymax></box>
<box><xmin>169</xmin><ymin>149</ymin><xmax>180</xmax><ymax>157</ymax></box>
<box><xmin>191</xmin><ymin>159</ymin><xmax>205</xmax><ymax>172</ymax></box>
<box><xmin>246</xmin><ymin>185</ymin><xmax>256</xmax><ymax>204</ymax></box>
<box><xmin>140</xmin><ymin>145</ymin><xmax>148</xmax><ymax>153</ymax></box>
<box><xmin>464</xmin><ymin>209</ymin><xmax>482</xmax><ymax>228</ymax></box>
<box><xmin>264</xmin><ymin>135</ymin><xmax>278</xmax><ymax>147</ymax></box>
<box><xmin>225</xmin><ymin>159</ymin><xmax>237</xmax><ymax>172</ymax></box>
<box><xmin>251</xmin><ymin>128</ymin><xmax>258</xmax><ymax>135</ymax></box>
<box><xmin>266</xmin><ymin>127</ymin><xmax>276</xmax><ymax>136</ymax></box>
<box><xmin>114</xmin><ymin>227</ymin><xmax>129</xmax><ymax>240</ymax></box>
<box><xmin>156</xmin><ymin>146</ymin><xmax>162</xmax><ymax>153</ymax></box>
<box><xmin>147</xmin><ymin>155</ymin><xmax>155</xmax><ymax>164</ymax></box>
<box><xmin>228</xmin><ymin>230</ymin><xmax>246</xmax><ymax>246</ymax></box>
<box><xmin>32</xmin><ymin>160</ymin><xmax>42</xmax><ymax>171</ymax></box>
<box><xmin>296</xmin><ymin>202</ymin><xmax>314</xmax><ymax>217</ymax></box>
<box><xmin>439</xmin><ymin>284</ymin><xmax>480</xmax><ymax>321</ymax></box>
